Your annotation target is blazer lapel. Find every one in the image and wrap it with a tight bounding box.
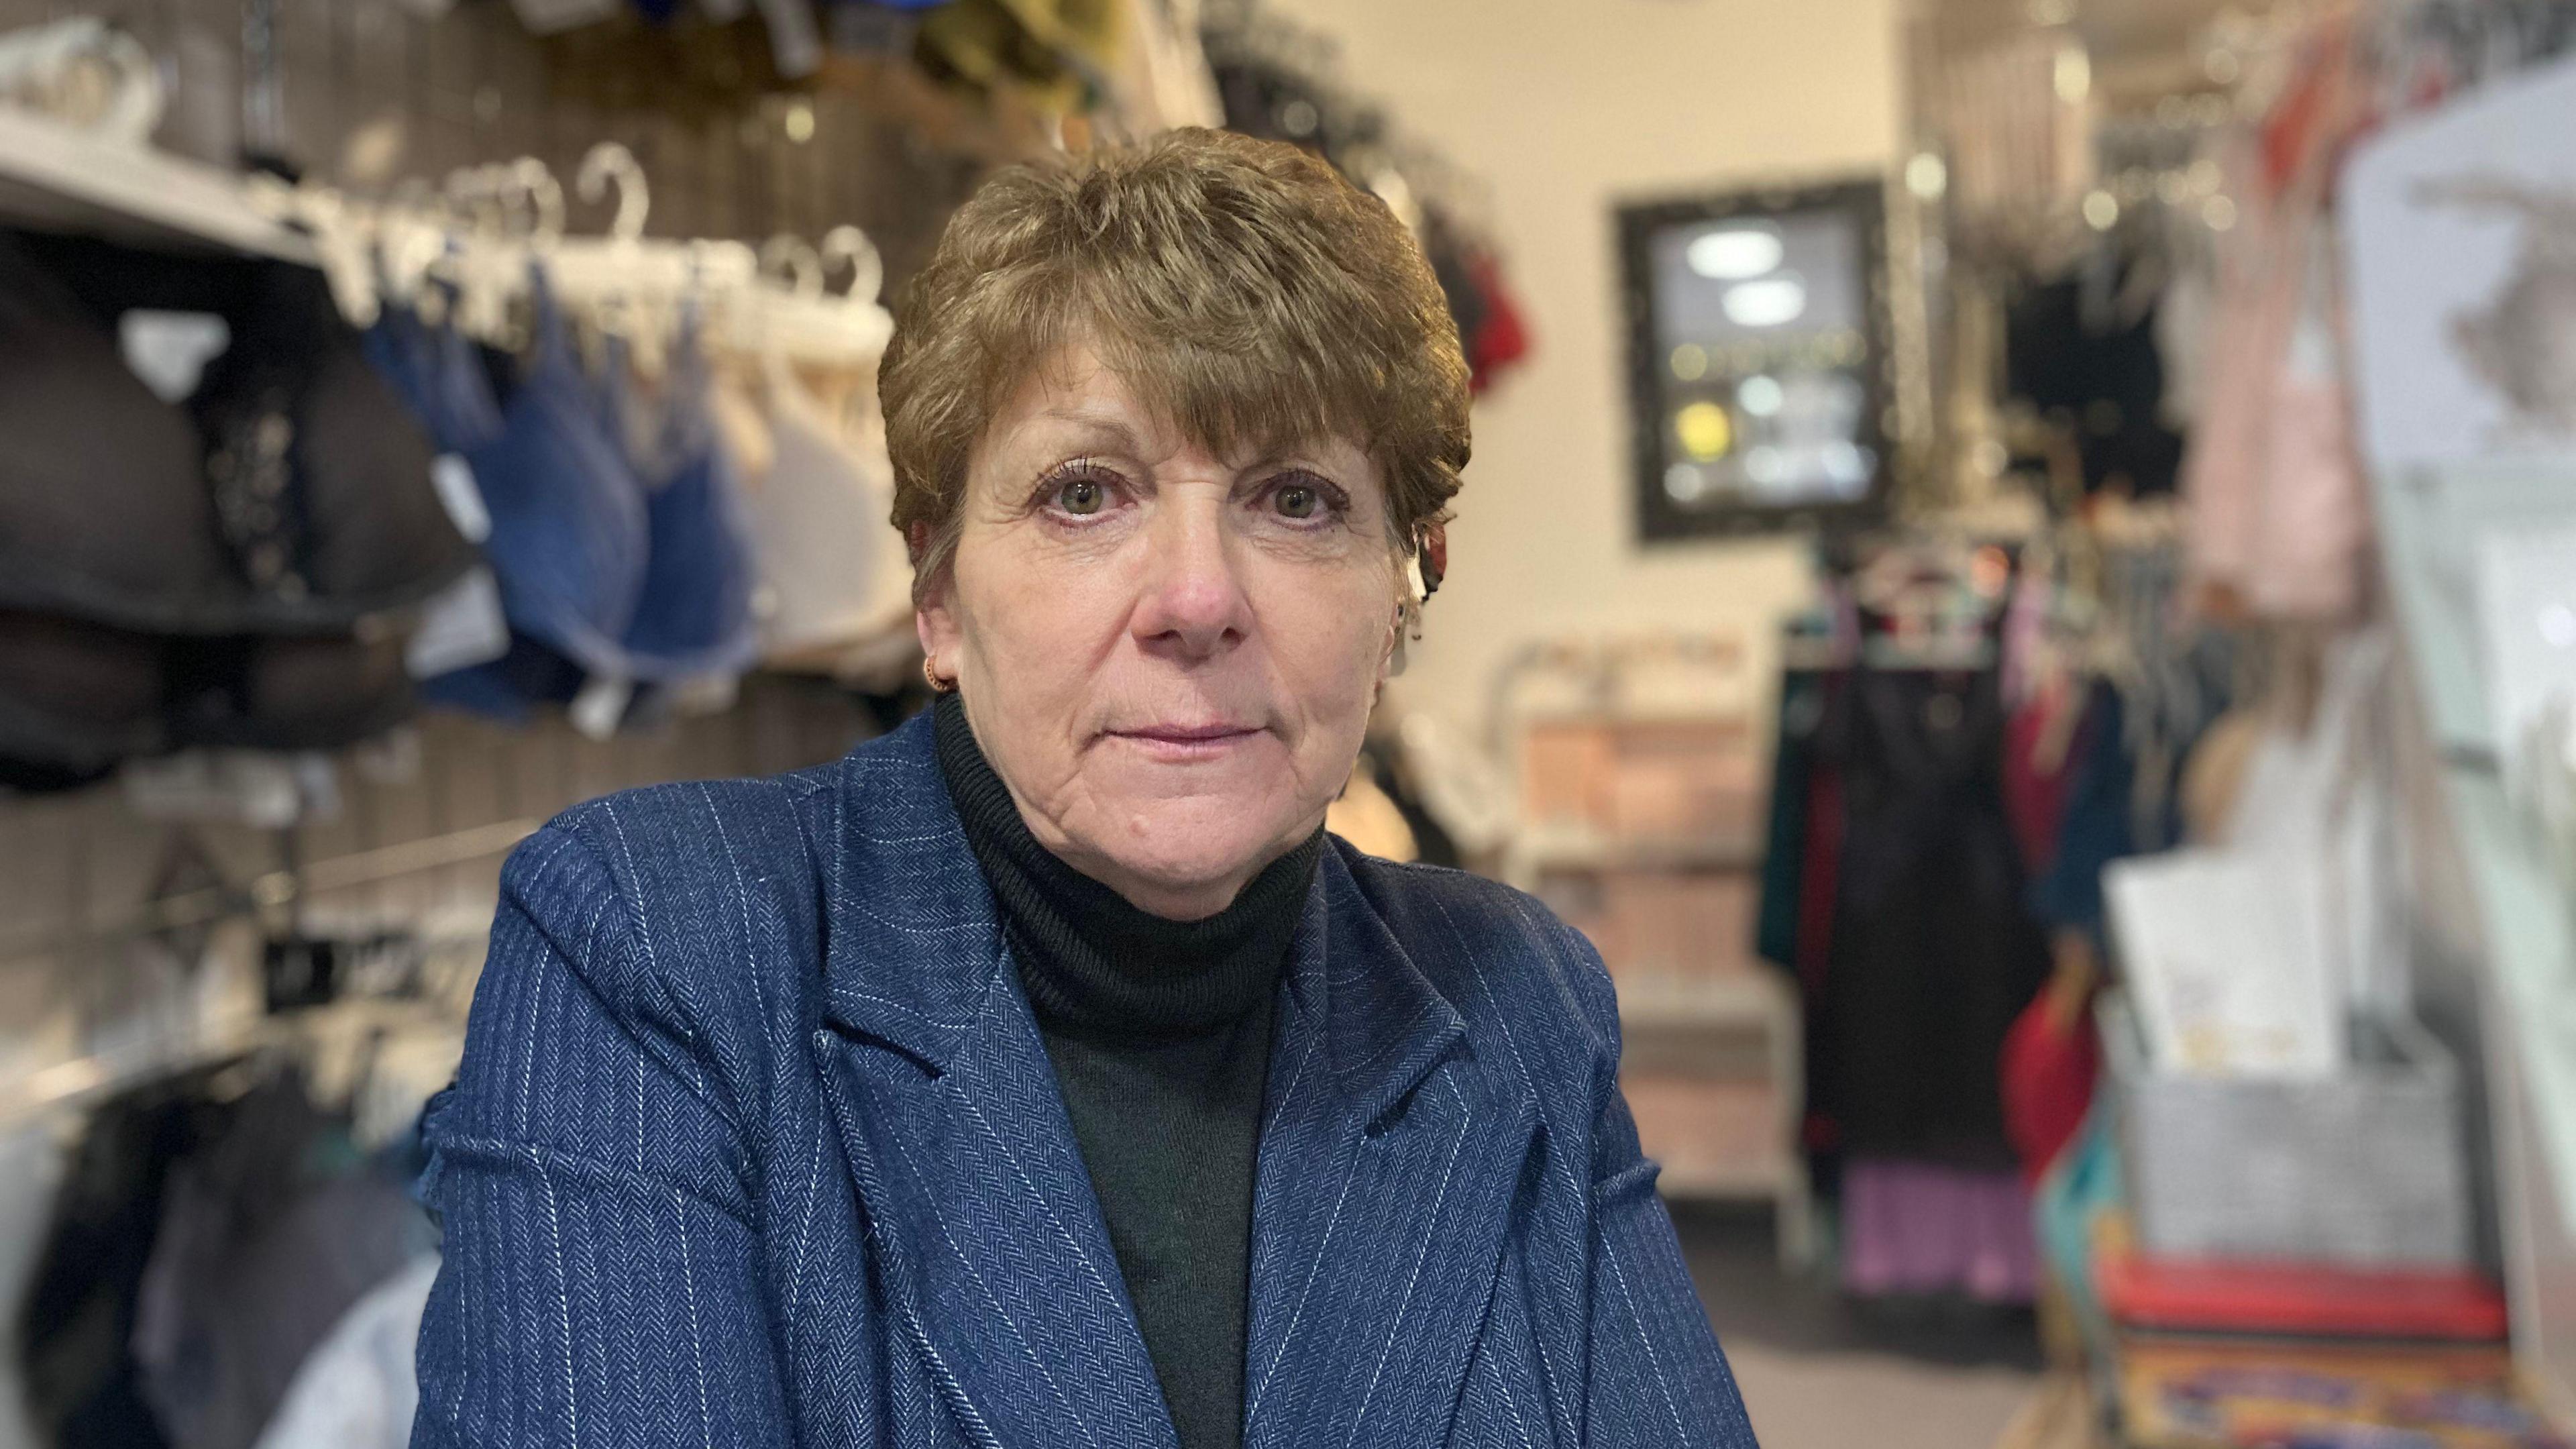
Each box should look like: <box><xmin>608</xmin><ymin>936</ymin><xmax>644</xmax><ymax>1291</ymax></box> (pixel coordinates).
<box><xmin>809</xmin><ymin>720</ymin><xmax>1177</xmax><ymax>1449</ymax></box>
<box><xmin>1242</xmin><ymin>849</ymin><xmax>1540</xmax><ymax>1449</ymax></box>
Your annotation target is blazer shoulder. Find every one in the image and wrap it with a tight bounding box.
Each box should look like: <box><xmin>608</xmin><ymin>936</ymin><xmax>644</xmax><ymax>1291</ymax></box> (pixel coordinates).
<box><xmin>1334</xmin><ymin>845</ymin><xmax>1621</xmax><ymax>1072</ymax></box>
<box><xmin>539</xmin><ymin>763</ymin><xmax>833</xmax><ymax>913</ymax></box>
<box><xmin>505</xmin><ymin>763</ymin><xmax>844</xmax><ymax>1039</ymax></box>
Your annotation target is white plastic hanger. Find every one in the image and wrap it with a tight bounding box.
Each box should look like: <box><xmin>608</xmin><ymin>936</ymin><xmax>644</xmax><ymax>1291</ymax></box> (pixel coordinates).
<box><xmin>715</xmin><ymin>225</ymin><xmax>894</xmax><ymax>368</ymax></box>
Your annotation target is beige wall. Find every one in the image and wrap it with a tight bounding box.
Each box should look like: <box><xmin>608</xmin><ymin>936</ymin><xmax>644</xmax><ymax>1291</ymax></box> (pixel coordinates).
<box><xmin>1275</xmin><ymin>0</ymin><xmax>1906</xmax><ymax>742</ymax></box>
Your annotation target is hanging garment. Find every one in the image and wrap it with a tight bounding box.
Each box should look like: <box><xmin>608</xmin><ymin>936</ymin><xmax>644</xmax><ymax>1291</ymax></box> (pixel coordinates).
<box><xmin>2179</xmin><ymin>42</ymin><xmax>2371</xmax><ymax>624</ymax></box>
<box><xmin>0</xmin><ymin>235</ymin><xmax>464</xmax><ymax>773</ymax></box>
<box><xmin>413</xmin><ymin>314</ymin><xmax>754</xmax><ymax>722</ymax></box>
<box><xmin>0</xmin><ymin>607</ymin><xmax>419</xmax><ymax>775</ymax></box>
<box><xmin>614</xmin><ymin>329</ymin><xmax>760</xmax><ymax>686</ymax></box>
<box><xmin>0</xmin><ymin>1119</ymin><xmax>70</xmax><ymax>1449</ymax></box>
<box><xmin>1755</xmin><ymin>667</ymin><xmax>1829</xmax><ymax>972</ymax></box>
<box><xmin>1814</xmin><ymin>665</ymin><xmax>2049</xmax><ymax>1168</ymax></box>
<box><xmin>131</xmin><ymin>1075</ymin><xmax>431</xmax><ymax>1449</ymax></box>
<box><xmin>0</xmin><ymin>235</ymin><xmax>231</xmax><ymax>635</ymax></box>
<box><xmin>1424</xmin><ymin>231</ymin><xmax>1490</xmax><ymax>384</ymax></box>
<box><xmin>1462</xmin><ymin>251</ymin><xmax>1530</xmax><ymax>393</ymax></box>
<box><xmin>2000</xmin><ymin>982</ymin><xmax>2102</xmax><ymax>1188</ymax></box>
<box><xmin>1839</xmin><ymin>1158</ymin><xmax>2039</xmax><ymax>1303</ymax></box>
<box><xmin>168</xmin><ymin>633</ymin><xmax>419</xmax><ymax>754</ymax></box>
<box><xmin>2000</xmin><ymin>683</ymin><xmax>2088</xmax><ymax>878</ymax></box>
<box><xmin>1794</xmin><ymin>746</ymin><xmax>1847</xmax><ymax>1155</ymax></box>
<box><xmin>361</xmin><ymin>302</ymin><xmax>504</xmax><ymax>458</ymax></box>
<box><xmin>0</xmin><ymin>610</ymin><xmax>166</xmax><ymax>782</ymax></box>
<box><xmin>1101</xmin><ymin>0</ymin><xmax>1222</xmax><ymax>132</ymax></box>
<box><xmin>0</xmin><ymin>231</ymin><xmax>474</xmax><ymax>637</ymax></box>
<box><xmin>741</xmin><ymin>360</ymin><xmax>894</xmax><ymax>662</ymax></box>
<box><xmin>415</xmin><ymin>636</ymin><xmax>587</xmax><ymax>723</ymax></box>
<box><xmin>2029</xmin><ymin>680</ymin><xmax>2139</xmax><ymax>943</ymax></box>
<box><xmin>250</xmin><ymin>1256</ymin><xmax>437</xmax><ymax>1449</ymax></box>
<box><xmin>2003</xmin><ymin>270</ymin><xmax>2186</xmax><ymax>497</ymax></box>
<box><xmin>17</xmin><ymin>1064</ymin><xmax>234</xmax><ymax>1449</ymax></box>
<box><xmin>443</xmin><ymin>272</ymin><xmax>651</xmax><ymax>684</ymax></box>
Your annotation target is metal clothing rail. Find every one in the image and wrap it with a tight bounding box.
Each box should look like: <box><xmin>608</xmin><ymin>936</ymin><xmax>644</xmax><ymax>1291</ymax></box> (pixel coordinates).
<box><xmin>0</xmin><ymin>816</ymin><xmax>540</xmax><ymax>969</ymax></box>
<box><xmin>0</xmin><ymin>1010</ymin><xmax>274</xmax><ymax>1132</ymax></box>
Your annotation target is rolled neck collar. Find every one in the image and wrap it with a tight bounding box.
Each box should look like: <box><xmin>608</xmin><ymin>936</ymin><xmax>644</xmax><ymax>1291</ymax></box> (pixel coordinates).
<box><xmin>929</xmin><ymin>692</ymin><xmax>1322</xmax><ymax>1042</ymax></box>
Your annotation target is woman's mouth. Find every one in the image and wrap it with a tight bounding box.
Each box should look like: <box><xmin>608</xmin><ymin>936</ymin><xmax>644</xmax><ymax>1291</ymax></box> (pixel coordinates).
<box><xmin>1106</xmin><ymin>722</ymin><xmax>1265</xmax><ymax>760</ymax></box>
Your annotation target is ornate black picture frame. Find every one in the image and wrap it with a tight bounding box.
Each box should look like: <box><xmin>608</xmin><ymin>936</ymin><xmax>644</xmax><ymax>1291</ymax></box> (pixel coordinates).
<box><xmin>1617</xmin><ymin>176</ymin><xmax>1897</xmax><ymax>541</ymax></box>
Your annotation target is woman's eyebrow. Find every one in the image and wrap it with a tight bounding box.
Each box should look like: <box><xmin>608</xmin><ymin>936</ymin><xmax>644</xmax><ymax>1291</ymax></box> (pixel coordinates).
<box><xmin>1032</xmin><ymin>406</ymin><xmax>1145</xmax><ymax>450</ymax></box>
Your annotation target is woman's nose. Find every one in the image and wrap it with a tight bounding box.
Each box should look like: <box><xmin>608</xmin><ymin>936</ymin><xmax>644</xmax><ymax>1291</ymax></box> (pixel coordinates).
<box><xmin>1130</xmin><ymin>496</ymin><xmax>1250</xmax><ymax>661</ymax></box>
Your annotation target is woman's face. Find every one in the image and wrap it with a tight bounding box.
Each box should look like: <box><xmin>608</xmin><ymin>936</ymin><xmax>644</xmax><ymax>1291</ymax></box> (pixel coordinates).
<box><xmin>918</xmin><ymin>347</ymin><xmax>1401</xmax><ymax>920</ymax></box>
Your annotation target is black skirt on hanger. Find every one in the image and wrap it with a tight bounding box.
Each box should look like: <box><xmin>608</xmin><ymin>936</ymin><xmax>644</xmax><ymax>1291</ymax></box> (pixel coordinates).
<box><xmin>1812</xmin><ymin>665</ymin><xmax>2051</xmax><ymax>1170</ymax></box>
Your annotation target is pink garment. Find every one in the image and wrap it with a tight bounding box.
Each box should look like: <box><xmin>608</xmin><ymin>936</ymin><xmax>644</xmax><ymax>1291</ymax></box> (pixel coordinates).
<box><xmin>2179</xmin><ymin>43</ymin><xmax>2371</xmax><ymax>625</ymax></box>
<box><xmin>1840</xmin><ymin>1157</ymin><xmax>2040</xmax><ymax>1303</ymax></box>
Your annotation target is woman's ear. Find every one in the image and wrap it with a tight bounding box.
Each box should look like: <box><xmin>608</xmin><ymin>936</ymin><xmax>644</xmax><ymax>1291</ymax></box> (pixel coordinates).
<box><xmin>916</xmin><ymin>599</ymin><xmax>961</xmax><ymax>683</ymax></box>
<box><xmin>1381</xmin><ymin>579</ymin><xmax>1413</xmax><ymax>682</ymax></box>
<box><xmin>912</xmin><ymin>522</ymin><xmax>964</xmax><ymax>681</ymax></box>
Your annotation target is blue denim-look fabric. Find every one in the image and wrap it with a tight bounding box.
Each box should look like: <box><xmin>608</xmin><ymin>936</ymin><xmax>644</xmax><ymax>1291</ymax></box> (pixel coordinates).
<box><xmin>605</xmin><ymin>323</ymin><xmax>760</xmax><ymax>686</ymax></box>
<box><xmin>411</xmin><ymin>708</ymin><xmax>1763</xmax><ymax>1448</ymax></box>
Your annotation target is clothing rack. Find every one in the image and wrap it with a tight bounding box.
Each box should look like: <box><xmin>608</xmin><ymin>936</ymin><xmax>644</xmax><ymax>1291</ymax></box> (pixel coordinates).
<box><xmin>0</xmin><ymin>816</ymin><xmax>539</xmax><ymax>971</ymax></box>
<box><xmin>0</xmin><ymin>810</ymin><xmax>531</xmax><ymax>1143</ymax></box>
<box><xmin>257</xmin><ymin>140</ymin><xmax>895</xmax><ymax>370</ymax></box>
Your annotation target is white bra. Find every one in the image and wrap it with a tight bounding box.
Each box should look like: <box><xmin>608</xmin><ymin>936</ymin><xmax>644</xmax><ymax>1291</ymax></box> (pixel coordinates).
<box><xmin>741</xmin><ymin>360</ymin><xmax>910</xmax><ymax>666</ymax></box>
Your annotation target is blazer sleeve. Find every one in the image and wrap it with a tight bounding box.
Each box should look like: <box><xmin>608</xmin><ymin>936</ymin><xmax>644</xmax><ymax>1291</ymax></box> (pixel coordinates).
<box><xmin>1564</xmin><ymin>926</ymin><xmax>1766</xmax><ymax>1448</ymax></box>
<box><xmin>411</xmin><ymin>821</ymin><xmax>793</xmax><ymax>1449</ymax></box>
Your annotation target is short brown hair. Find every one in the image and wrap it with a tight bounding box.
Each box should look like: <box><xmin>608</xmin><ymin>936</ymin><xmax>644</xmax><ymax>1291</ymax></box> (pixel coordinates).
<box><xmin>879</xmin><ymin>127</ymin><xmax>1470</xmax><ymax>603</ymax></box>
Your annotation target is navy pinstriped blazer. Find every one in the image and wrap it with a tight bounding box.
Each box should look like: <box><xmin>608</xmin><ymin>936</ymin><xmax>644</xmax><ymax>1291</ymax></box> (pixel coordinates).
<box><xmin>412</xmin><ymin>709</ymin><xmax>1762</xmax><ymax>1448</ymax></box>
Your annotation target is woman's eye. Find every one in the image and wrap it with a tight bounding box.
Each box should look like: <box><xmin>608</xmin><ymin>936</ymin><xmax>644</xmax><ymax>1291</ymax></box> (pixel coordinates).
<box><xmin>1055</xmin><ymin>476</ymin><xmax>1108</xmax><ymax>515</ymax></box>
<box><xmin>1275</xmin><ymin>484</ymin><xmax>1320</xmax><ymax>519</ymax></box>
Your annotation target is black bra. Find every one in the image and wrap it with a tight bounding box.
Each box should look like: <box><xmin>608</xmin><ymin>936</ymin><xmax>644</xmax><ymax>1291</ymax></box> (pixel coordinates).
<box><xmin>0</xmin><ymin>231</ymin><xmax>474</xmax><ymax>786</ymax></box>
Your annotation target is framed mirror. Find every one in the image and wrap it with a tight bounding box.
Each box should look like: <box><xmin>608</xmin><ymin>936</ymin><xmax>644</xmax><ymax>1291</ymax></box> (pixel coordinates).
<box><xmin>1617</xmin><ymin>177</ymin><xmax>1896</xmax><ymax>541</ymax></box>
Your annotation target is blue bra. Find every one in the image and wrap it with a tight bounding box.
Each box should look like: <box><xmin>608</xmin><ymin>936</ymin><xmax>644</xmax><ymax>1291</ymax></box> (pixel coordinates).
<box><xmin>370</xmin><ymin>274</ymin><xmax>757</xmax><ymax>722</ymax></box>
<box><xmin>604</xmin><ymin>316</ymin><xmax>760</xmax><ymax>685</ymax></box>
<box><xmin>362</xmin><ymin>297</ymin><xmax>503</xmax><ymax>456</ymax></box>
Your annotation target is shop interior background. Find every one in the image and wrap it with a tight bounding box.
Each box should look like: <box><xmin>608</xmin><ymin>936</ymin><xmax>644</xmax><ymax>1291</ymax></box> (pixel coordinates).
<box><xmin>5</xmin><ymin>0</ymin><xmax>2576</xmax><ymax>1446</ymax></box>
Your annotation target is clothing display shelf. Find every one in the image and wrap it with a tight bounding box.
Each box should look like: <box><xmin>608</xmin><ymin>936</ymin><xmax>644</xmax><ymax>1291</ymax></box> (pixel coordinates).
<box><xmin>1496</xmin><ymin>633</ymin><xmax>1813</xmax><ymax>1265</ymax></box>
<box><xmin>0</xmin><ymin>105</ymin><xmax>315</xmax><ymax>264</ymax></box>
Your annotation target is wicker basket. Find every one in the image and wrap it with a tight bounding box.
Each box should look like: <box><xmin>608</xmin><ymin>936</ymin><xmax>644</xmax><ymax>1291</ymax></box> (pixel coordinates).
<box><xmin>2103</xmin><ymin>997</ymin><xmax>2473</xmax><ymax>1269</ymax></box>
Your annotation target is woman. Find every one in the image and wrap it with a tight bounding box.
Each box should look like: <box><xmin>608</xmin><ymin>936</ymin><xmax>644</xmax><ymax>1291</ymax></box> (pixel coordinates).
<box><xmin>413</xmin><ymin>129</ymin><xmax>1760</xmax><ymax>1449</ymax></box>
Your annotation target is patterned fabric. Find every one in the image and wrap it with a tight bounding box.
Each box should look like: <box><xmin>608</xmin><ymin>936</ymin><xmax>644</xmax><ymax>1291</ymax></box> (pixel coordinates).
<box><xmin>411</xmin><ymin>710</ymin><xmax>1761</xmax><ymax>1448</ymax></box>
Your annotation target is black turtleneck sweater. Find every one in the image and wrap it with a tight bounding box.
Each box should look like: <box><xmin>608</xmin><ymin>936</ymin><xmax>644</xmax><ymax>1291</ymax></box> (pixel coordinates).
<box><xmin>932</xmin><ymin>694</ymin><xmax>1320</xmax><ymax>1449</ymax></box>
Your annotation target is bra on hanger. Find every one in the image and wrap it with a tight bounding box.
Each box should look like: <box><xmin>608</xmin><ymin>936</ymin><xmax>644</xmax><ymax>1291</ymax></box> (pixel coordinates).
<box><xmin>443</xmin><ymin>268</ymin><xmax>653</xmax><ymax>682</ymax></box>
<box><xmin>391</xmin><ymin>275</ymin><xmax>755</xmax><ymax>729</ymax></box>
<box><xmin>745</xmin><ymin>356</ymin><xmax>894</xmax><ymax>661</ymax></box>
<box><xmin>362</xmin><ymin>297</ymin><xmax>504</xmax><ymax>457</ymax></box>
<box><xmin>597</xmin><ymin>317</ymin><xmax>760</xmax><ymax>686</ymax></box>
<box><xmin>0</xmin><ymin>235</ymin><xmax>246</xmax><ymax>635</ymax></box>
<box><xmin>0</xmin><ymin>231</ymin><xmax>476</xmax><ymax>636</ymax></box>
<box><xmin>0</xmin><ymin>234</ymin><xmax>460</xmax><ymax>786</ymax></box>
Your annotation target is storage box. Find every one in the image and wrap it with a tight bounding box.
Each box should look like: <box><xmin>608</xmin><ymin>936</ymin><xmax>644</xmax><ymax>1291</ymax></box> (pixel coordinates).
<box><xmin>1519</xmin><ymin>716</ymin><xmax>1758</xmax><ymax>845</ymax></box>
<box><xmin>2105</xmin><ymin>998</ymin><xmax>2472</xmax><ymax>1269</ymax></box>
<box><xmin>1521</xmin><ymin>720</ymin><xmax>1615</xmax><ymax>830</ymax></box>
<box><xmin>1601</xmin><ymin>718</ymin><xmax>1760</xmax><ymax>843</ymax></box>
<box><xmin>1601</xmin><ymin>870</ymin><xmax>1756</xmax><ymax>981</ymax></box>
<box><xmin>1533</xmin><ymin>869</ymin><xmax>1759</xmax><ymax>986</ymax></box>
<box><xmin>1621</xmin><ymin>1072</ymin><xmax>1784</xmax><ymax>1184</ymax></box>
<box><xmin>2096</xmin><ymin>1234</ymin><xmax>2508</xmax><ymax>1342</ymax></box>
